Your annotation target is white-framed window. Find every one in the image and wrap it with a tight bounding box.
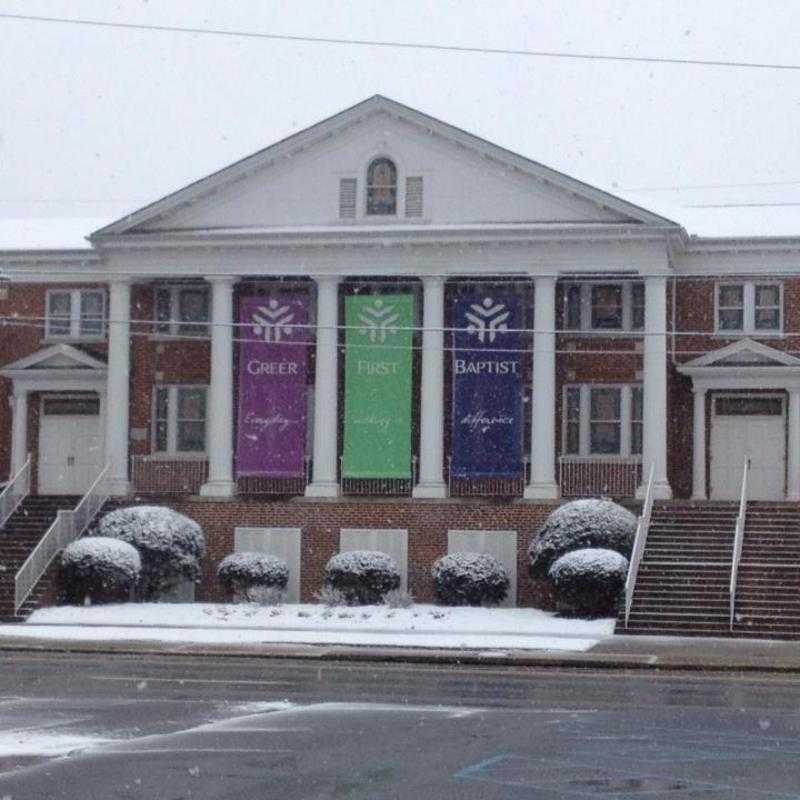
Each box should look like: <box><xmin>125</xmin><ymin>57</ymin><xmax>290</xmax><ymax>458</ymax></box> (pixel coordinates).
<box><xmin>45</xmin><ymin>289</ymin><xmax>105</xmax><ymax>339</ymax></box>
<box><xmin>715</xmin><ymin>281</ymin><xmax>782</xmax><ymax>334</ymax></box>
<box><xmin>154</xmin><ymin>285</ymin><xmax>209</xmax><ymax>337</ymax></box>
<box><xmin>562</xmin><ymin>384</ymin><xmax>643</xmax><ymax>457</ymax></box>
<box><xmin>153</xmin><ymin>385</ymin><xmax>207</xmax><ymax>455</ymax></box>
<box><xmin>563</xmin><ymin>281</ymin><xmax>645</xmax><ymax>332</ymax></box>
<box><xmin>338</xmin><ymin>162</ymin><xmax>424</xmax><ymax>220</ymax></box>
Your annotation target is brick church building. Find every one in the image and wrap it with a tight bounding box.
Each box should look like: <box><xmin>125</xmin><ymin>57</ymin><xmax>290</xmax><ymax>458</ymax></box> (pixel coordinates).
<box><xmin>1</xmin><ymin>96</ymin><xmax>798</xmax><ymax>630</ymax></box>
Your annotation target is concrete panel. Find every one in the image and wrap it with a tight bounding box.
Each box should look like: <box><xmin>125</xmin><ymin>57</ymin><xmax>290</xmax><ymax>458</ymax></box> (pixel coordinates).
<box><xmin>447</xmin><ymin>529</ymin><xmax>518</xmax><ymax>606</ymax></box>
<box><xmin>234</xmin><ymin>527</ymin><xmax>302</xmax><ymax>602</ymax></box>
<box><xmin>339</xmin><ymin>528</ymin><xmax>409</xmax><ymax>592</ymax></box>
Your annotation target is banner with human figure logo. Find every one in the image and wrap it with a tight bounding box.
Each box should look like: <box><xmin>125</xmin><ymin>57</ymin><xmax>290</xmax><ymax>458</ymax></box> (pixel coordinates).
<box><xmin>236</xmin><ymin>294</ymin><xmax>309</xmax><ymax>477</ymax></box>
<box><xmin>342</xmin><ymin>294</ymin><xmax>413</xmax><ymax>479</ymax></box>
<box><xmin>451</xmin><ymin>291</ymin><xmax>523</xmax><ymax>478</ymax></box>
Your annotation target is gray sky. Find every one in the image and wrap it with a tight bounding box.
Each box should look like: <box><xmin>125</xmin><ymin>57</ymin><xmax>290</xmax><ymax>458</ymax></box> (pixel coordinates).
<box><xmin>1</xmin><ymin>0</ymin><xmax>798</xmax><ymax>236</ymax></box>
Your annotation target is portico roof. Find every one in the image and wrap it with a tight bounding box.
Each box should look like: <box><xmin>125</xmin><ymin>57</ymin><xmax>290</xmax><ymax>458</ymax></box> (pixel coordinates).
<box><xmin>678</xmin><ymin>339</ymin><xmax>800</xmax><ymax>387</ymax></box>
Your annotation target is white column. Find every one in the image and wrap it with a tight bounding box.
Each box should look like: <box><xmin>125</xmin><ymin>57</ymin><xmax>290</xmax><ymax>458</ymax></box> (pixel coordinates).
<box><xmin>638</xmin><ymin>276</ymin><xmax>673</xmax><ymax>499</ymax></box>
<box><xmin>10</xmin><ymin>390</ymin><xmax>28</xmax><ymax>477</ymax></box>
<box><xmin>106</xmin><ymin>279</ymin><xmax>132</xmax><ymax>496</ymax></box>
<box><xmin>691</xmin><ymin>387</ymin><xmax>707</xmax><ymax>500</ymax></box>
<box><xmin>200</xmin><ymin>276</ymin><xmax>238</xmax><ymax>498</ymax></box>
<box><xmin>413</xmin><ymin>276</ymin><xmax>447</xmax><ymax>498</ymax></box>
<box><xmin>525</xmin><ymin>276</ymin><xmax>559</xmax><ymax>500</ymax></box>
<box><xmin>306</xmin><ymin>275</ymin><xmax>341</xmax><ymax>497</ymax></box>
<box><xmin>787</xmin><ymin>388</ymin><xmax>800</xmax><ymax>501</ymax></box>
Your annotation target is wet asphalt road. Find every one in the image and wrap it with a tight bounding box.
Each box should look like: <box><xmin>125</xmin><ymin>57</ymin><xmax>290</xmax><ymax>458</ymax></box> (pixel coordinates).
<box><xmin>0</xmin><ymin>653</ymin><xmax>799</xmax><ymax>798</ymax></box>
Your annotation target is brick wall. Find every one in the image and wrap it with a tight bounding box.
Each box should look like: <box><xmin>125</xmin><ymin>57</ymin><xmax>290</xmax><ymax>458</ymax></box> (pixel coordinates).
<box><xmin>165</xmin><ymin>497</ymin><xmax>558</xmax><ymax>607</ymax></box>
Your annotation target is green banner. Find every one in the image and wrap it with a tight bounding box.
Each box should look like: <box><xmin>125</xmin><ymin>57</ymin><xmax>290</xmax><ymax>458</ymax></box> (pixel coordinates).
<box><xmin>343</xmin><ymin>294</ymin><xmax>413</xmax><ymax>478</ymax></box>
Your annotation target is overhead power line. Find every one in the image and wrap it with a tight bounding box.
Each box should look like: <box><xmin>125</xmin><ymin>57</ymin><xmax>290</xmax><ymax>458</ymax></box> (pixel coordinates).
<box><xmin>623</xmin><ymin>179</ymin><xmax>800</xmax><ymax>192</ymax></box>
<box><xmin>3</xmin><ymin>12</ymin><xmax>800</xmax><ymax>71</ymax></box>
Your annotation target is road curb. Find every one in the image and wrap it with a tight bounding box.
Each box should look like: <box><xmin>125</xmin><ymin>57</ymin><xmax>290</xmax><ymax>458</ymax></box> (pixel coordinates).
<box><xmin>0</xmin><ymin>637</ymin><xmax>799</xmax><ymax>673</ymax></box>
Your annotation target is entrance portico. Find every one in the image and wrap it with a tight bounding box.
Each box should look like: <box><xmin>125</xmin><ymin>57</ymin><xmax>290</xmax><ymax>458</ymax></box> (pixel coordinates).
<box><xmin>679</xmin><ymin>339</ymin><xmax>800</xmax><ymax>501</ymax></box>
<box><xmin>0</xmin><ymin>344</ymin><xmax>108</xmax><ymax>495</ymax></box>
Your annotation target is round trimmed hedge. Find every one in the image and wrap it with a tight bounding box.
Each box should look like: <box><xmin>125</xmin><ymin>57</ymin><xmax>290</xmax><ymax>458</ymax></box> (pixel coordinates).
<box><xmin>548</xmin><ymin>547</ymin><xmax>628</xmax><ymax>617</ymax></box>
<box><xmin>528</xmin><ymin>499</ymin><xmax>636</xmax><ymax>579</ymax></box>
<box><xmin>97</xmin><ymin>505</ymin><xmax>206</xmax><ymax>599</ymax></box>
<box><xmin>217</xmin><ymin>552</ymin><xmax>289</xmax><ymax>603</ymax></box>
<box><xmin>324</xmin><ymin>551</ymin><xmax>400</xmax><ymax>605</ymax></box>
<box><xmin>431</xmin><ymin>552</ymin><xmax>509</xmax><ymax>606</ymax></box>
<box><xmin>61</xmin><ymin>536</ymin><xmax>141</xmax><ymax>604</ymax></box>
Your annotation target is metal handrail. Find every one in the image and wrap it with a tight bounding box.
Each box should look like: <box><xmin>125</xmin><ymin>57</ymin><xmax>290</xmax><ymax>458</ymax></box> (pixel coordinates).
<box><xmin>729</xmin><ymin>457</ymin><xmax>750</xmax><ymax>631</ymax></box>
<box><xmin>624</xmin><ymin>462</ymin><xmax>655</xmax><ymax>628</ymax></box>
<box><xmin>14</xmin><ymin>463</ymin><xmax>110</xmax><ymax>613</ymax></box>
<box><xmin>0</xmin><ymin>454</ymin><xmax>31</xmax><ymax>530</ymax></box>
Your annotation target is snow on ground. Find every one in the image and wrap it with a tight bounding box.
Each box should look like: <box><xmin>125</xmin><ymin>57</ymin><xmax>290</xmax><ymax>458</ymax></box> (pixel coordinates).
<box><xmin>0</xmin><ymin>731</ymin><xmax>110</xmax><ymax>757</ymax></box>
<box><xmin>0</xmin><ymin>603</ymin><xmax>616</xmax><ymax>652</ymax></box>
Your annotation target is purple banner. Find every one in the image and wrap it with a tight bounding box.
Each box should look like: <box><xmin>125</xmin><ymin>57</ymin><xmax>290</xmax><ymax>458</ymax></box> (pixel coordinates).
<box><xmin>236</xmin><ymin>294</ymin><xmax>309</xmax><ymax>477</ymax></box>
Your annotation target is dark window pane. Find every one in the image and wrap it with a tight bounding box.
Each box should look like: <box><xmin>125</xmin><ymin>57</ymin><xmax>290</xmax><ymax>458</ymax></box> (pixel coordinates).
<box><xmin>79</xmin><ymin>292</ymin><xmax>104</xmax><ymax>336</ymax></box>
<box><xmin>631</xmin><ymin>422</ymin><xmax>643</xmax><ymax>455</ymax></box>
<box><xmin>719</xmin><ymin>285</ymin><xmax>744</xmax><ymax>307</ymax></box>
<box><xmin>177</xmin><ymin>421</ymin><xmax>205</xmax><ymax>452</ymax></box>
<box><xmin>155</xmin><ymin>288</ymin><xmax>172</xmax><ymax>333</ymax></box>
<box><xmin>632</xmin><ymin>387</ymin><xmax>643</xmax><ymax>421</ymax></box>
<box><xmin>155</xmin><ymin>387</ymin><xmax>169</xmax><ymax>419</ymax></box>
<box><xmin>756</xmin><ymin>285</ymin><xmax>780</xmax><ymax>307</ymax></box>
<box><xmin>366</xmin><ymin>158</ymin><xmax>397</xmax><ymax>215</ymax></box>
<box><xmin>591</xmin><ymin>285</ymin><xmax>623</xmax><ymax>329</ymax></box>
<box><xmin>591</xmin><ymin>388</ymin><xmax>621</xmax><ymax>420</ymax></box>
<box><xmin>565</xmin><ymin>285</ymin><xmax>582</xmax><ymax>330</ymax></box>
<box><xmin>178</xmin><ymin>388</ymin><xmax>206</xmax><ymax>420</ymax></box>
<box><xmin>155</xmin><ymin>421</ymin><xmax>169</xmax><ymax>452</ymax></box>
<box><xmin>715</xmin><ymin>397</ymin><xmax>783</xmax><ymax>416</ymax></box>
<box><xmin>566</xmin><ymin>387</ymin><xmax>581</xmax><ymax>420</ymax></box>
<box><xmin>631</xmin><ymin>283</ymin><xmax>645</xmax><ymax>330</ymax></box>
<box><xmin>719</xmin><ymin>308</ymin><xmax>744</xmax><ymax>330</ymax></box>
<box><xmin>48</xmin><ymin>292</ymin><xmax>72</xmax><ymax>336</ymax></box>
<box><xmin>755</xmin><ymin>308</ymin><xmax>780</xmax><ymax>330</ymax></box>
<box><xmin>178</xmin><ymin>289</ymin><xmax>209</xmax><ymax>337</ymax></box>
<box><xmin>566</xmin><ymin>422</ymin><xmax>580</xmax><ymax>454</ymax></box>
<box><xmin>590</xmin><ymin>422</ymin><xmax>621</xmax><ymax>454</ymax></box>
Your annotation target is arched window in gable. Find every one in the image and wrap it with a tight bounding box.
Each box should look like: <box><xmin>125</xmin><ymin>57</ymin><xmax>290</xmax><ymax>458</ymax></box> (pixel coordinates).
<box><xmin>366</xmin><ymin>158</ymin><xmax>397</xmax><ymax>215</ymax></box>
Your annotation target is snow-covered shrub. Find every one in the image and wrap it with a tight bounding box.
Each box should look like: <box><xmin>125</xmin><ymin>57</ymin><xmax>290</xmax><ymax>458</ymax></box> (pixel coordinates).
<box><xmin>528</xmin><ymin>499</ymin><xmax>636</xmax><ymax>579</ymax></box>
<box><xmin>431</xmin><ymin>552</ymin><xmax>510</xmax><ymax>606</ymax></box>
<box><xmin>324</xmin><ymin>551</ymin><xmax>400</xmax><ymax>605</ymax></box>
<box><xmin>97</xmin><ymin>506</ymin><xmax>205</xmax><ymax>600</ymax></box>
<box><xmin>217</xmin><ymin>552</ymin><xmax>289</xmax><ymax>603</ymax></box>
<box><xmin>315</xmin><ymin>586</ymin><xmax>349</xmax><ymax>607</ymax></box>
<box><xmin>548</xmin><ymin>547</ymin><xmax>629</xmax><ymax>617</ymax></box>
<box><xmin>61</xmin><ymin>537</ymin><xmax>141</xmax><ymax>604</ymax></box>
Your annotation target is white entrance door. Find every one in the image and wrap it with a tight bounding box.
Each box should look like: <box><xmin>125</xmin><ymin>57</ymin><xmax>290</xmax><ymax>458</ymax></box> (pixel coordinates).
<box><xmin>38</xmin><ymin>397</ymin><xmax>103</xmax><ymax>495</ymax></box>
<box><xmin>710</xmin><ymin>395</ymin><xmax>785</xmax><ymax>500</ymax></box>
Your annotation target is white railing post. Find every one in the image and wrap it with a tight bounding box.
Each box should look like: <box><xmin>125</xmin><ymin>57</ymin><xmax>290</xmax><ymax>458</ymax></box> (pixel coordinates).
<box><xmin>729</xmin><ymin>457</ymin><xmax>750</xmax><ymax>631</ymax></box>
<box><xmin>0</xmin><ymin>453</ymin><xmax>31</xmax><ymax>530</ymax></box>
<box><xmin>14</xmin><ymin>463</ymin><xmax>111</xmax><ymax>613</ymax></box>
<box><xmin>625</xmin><ymin>462</ymin><xmax>655</xmax><ymax>628</ymax></box>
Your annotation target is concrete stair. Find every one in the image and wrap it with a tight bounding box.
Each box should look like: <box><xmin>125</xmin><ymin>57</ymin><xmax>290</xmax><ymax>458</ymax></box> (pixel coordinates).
<box><xmin>732</xmin><ymin>503</ymin><xmax>800</xmax><ymax>639</ymax></box>
<box><xmin>0</xmin><ymin>495</ymin><xmax>80</xmax><ymax>621</ymax></box>
<box><xmin>618</xmin><ymin>503</ymin><xmax>738</xmax><ymax>637</ymax></box>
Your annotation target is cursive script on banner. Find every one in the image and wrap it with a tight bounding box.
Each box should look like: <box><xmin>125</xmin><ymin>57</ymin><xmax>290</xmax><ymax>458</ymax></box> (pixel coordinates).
<box><xmin>353</xmin><ymin>413</ymin><xmax>392</xmax><ymax>431</ymax></box>
<box><xmin>460</xmin><ymin>409</ymin><xmax>514</xmax><ymax>434</ymax></box>
<box><xmin>244</xmin><ymin>410</ymin><xmax>297</xmax><ymax>433</ymax></box>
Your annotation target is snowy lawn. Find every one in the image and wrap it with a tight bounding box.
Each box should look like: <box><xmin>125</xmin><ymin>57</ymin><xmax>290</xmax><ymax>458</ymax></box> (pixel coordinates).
<box><xmin>0</xmin><ymin>603</ymin><xmax>616</xmax><ymax>652</ymax></box>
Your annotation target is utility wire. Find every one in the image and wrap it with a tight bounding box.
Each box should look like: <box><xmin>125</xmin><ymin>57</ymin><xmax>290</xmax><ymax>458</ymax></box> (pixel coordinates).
<box><xmin>2</xmin><ymin>12</ymin><xmax>800</xmax><ymax>72</ymax></box>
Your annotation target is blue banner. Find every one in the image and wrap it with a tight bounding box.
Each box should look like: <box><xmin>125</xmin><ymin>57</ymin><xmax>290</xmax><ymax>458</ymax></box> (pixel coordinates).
<box><xmin>451</xmin><ymin>291</ymin><xmax>523</xmax><ymax>478</ymax></box>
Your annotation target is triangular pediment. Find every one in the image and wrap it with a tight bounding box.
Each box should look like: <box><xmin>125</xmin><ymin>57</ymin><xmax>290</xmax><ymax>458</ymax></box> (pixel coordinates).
<box><xmin>1</xmin><ymin>344</ymin><xmax>107</xmax><ymax>372</ymax></box>
<box><xmin>681</xmin><ymin>339</ymin><xmax>800</xmax><ymax>370</ymax></box>
<box><xmin>91</xmin><ymin>96</ymin><xmax>677</xmax><ymax>237</ymax></box>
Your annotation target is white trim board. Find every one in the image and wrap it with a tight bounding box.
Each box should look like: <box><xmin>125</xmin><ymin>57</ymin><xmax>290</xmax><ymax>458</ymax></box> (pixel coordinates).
<box><xmin>447</xmin><ymin>529</ymin><xmax>518</xmax><ymax>607</ymax></box>
<box><xmin>339</xmin><ymin>528</ymin><xmax>409</xmax><ymax>592</ymax></box>
<box><xmin>234</xmin><ymin>527</ymin><xmax>302</xmax><ymax>602</ymax></box>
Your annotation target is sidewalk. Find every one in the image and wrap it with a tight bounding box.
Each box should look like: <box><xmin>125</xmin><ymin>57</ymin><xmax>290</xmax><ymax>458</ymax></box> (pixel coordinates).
<box><xmin>0</xmin><ymin>628</ymin><xmax>798</xmax><ymax>673</ymax></box>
